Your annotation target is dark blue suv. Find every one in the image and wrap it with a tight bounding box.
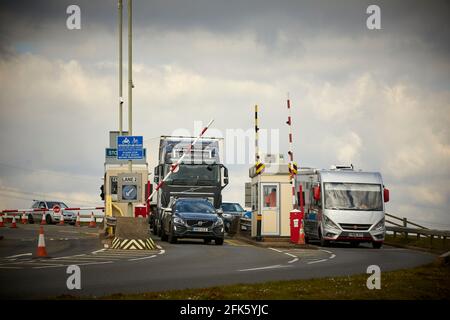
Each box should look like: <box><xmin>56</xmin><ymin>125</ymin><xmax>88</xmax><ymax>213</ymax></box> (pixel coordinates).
<box><xmin>160</xmin><ymin>198</ymin><xmax>224</xmax><ymax>245</ymax></box>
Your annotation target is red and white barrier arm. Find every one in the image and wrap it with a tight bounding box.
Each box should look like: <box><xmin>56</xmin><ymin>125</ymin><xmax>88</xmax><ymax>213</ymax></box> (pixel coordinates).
<box><xmin>63</xmin><ymin>207</ymin><xmax>105</xmax><ymax>212</ymax></box>
<box><xmin>1</xmin><ymin>208</ymin><xmax>48</xmax><ymax>214</ymax></box>
<box><xmin>1</xmin><ymin>207</ymin><xmax>105</xmax><ymax>218</ymax></box>
<box><xmin>147</xmin><ymin>119</ymin><xmax>215</xmax><ymax>202</ymax></box>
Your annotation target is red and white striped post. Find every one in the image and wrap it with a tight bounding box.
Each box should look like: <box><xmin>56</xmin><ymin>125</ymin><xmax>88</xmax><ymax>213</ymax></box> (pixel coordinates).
<box><xmin>147</xmin><ymin>119</ymin><xmax>215</xmax><ymax>202</ymax></box>
<box><xmin>286</xmin><ymin>97</ymin><xmax>297</xmax><ymax>209</ymax></box>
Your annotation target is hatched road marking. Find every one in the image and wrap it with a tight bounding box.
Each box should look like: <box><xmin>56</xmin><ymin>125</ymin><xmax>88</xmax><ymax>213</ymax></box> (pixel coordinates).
<box><xmin>0</xmin><ymin>248</ymin><xmax>165</xmax><ymax>270</ymax></box>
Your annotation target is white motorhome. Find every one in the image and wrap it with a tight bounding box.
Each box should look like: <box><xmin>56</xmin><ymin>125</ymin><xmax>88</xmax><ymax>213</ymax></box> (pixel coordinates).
<box><xmin>296</xmin><ymin>166</ymin><xmax>389</xmax><ymax>249</ymax></box>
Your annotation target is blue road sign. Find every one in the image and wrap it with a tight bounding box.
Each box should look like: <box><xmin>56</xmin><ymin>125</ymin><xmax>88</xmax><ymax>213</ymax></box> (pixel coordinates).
<box><xmin>117</xmin><ymin>136</ymin><xmax>143</xmax><ymax>160</ymax></box>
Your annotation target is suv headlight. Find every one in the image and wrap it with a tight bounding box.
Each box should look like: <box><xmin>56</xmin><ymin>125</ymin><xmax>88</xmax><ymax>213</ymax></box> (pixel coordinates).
<box><xmin>324</xmin><ymin>215</ymin><xmax>340</xmax><ymax>230</ymax></box>
<box><xmin>372</xmin><ymin>218</ymin><xmax>385</xmax><ymax>231</ymax></box>
<box><xmin>222</xmin><ymin>213</ymin><xmax>232</xmax><ymax>219</ymax></box>
<box><xmin>173</xmin><ymin>217</ymin><xmax>185</xmax><ymax>225</ymax></box>
<box><xmin>214</xmin><ymin>218</ymin><xmax>224</xmax><ymax>226</ymax></box>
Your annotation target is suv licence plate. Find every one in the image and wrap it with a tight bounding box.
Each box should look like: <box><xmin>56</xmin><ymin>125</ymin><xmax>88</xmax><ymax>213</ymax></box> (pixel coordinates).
<box><xmin>193</xmin><ymin>227</ymin><xmax>209</xmax><ymax>232</ymax></box>
<box><xmin>348</xmin><ymin>232</ymin><xmax>364</xmax><ymax>238</ymax></box>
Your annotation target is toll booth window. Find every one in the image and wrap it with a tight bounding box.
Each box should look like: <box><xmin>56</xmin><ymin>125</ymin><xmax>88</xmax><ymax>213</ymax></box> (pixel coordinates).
<box><xmin>263</xmin><ymin>185</ymin><xmax>277</xmax><ymax>208</ymax></box>
<box><xmin>251</xmin><ymin>183</ymin><xmax>259</xmax><ymax>211</ymax></box>
<box><xmin>110</xmin><ymin>176</ymin><xmax>118</xmax><ymax>195</ymax></box>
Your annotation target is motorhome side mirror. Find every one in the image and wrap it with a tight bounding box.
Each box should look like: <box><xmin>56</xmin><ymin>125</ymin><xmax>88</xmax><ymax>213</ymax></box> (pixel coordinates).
<box><xmin>384</xmin><ymin>188</ymin><xmax>390</xmax><ymax>203</ymax></box>
<box><xmin>216</xmin><ymin>208</ymin><xmax>223</xmax><ymax>216</ymax></box>
<box><xmin>224</xmin><ymin>177</ymin><xmax>229</xmax><ymax>185</ymax></box>
<box><xmin>313</xmin><ymin>186</ymin><xmax>321</xmax><ymax>201</ymax></box>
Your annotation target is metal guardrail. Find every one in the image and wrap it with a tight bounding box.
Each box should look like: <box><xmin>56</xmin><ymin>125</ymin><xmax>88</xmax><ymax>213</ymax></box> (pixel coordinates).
<box><xmin>385</xmin><ymin>212</ymin><xmax>428</xmax><ymax>229</ymax></box>
<box><xmin>239</xmin><ymin>212</ymin><xmax>450</xmax><ymax>244</ymax></box>
<box><xmin>386</xmin><ymin>226</ymin><xmax>450</xmax><ymax>238</ymax></box>
<box><xmin>385</xmin><ymin>212</ymin><xmax>449</xmax><ymax>244</ymax></box>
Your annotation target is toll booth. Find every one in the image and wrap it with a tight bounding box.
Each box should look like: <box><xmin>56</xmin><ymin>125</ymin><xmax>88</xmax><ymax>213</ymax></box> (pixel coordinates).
<box><xmin>104</xmin><ymin>131</ymin><xmax>149</xmax><ymax>218</ymax></box>
<box><xmin>247</xmin><ymin>154</ymin><xmax>294</xmax><ymax>238</ymax></box>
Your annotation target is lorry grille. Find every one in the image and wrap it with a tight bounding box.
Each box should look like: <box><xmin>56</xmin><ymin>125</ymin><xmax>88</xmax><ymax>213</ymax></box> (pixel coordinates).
<box><xmin>186</xmin><ymin>220</ymin><xmax>214</xmax><ymax>228</ymax></box>
<box><xmin>339</xmin><ymin>223</ymin><xmax>372</xmax><ymax>231</ymax></box>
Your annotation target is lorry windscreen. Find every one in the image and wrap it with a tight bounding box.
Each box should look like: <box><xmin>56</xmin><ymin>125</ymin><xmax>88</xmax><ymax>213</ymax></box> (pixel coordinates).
<box><xmin>324</xmin><ymin>183</ymin><xmax>382</xmax><ymax>211</ymax></box>
<box><xmin>165</xmin><ymin>164</ymin><xmax>219</xmax><ymax>185</ymax></box>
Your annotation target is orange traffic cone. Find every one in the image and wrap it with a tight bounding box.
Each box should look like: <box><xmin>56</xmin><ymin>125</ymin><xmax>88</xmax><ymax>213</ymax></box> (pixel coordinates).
<box><xmin>36</xmin><ymin>226</ymin><xmax>48</xmax><ymax>257</ymax></box>
<box><xmin>40</xmin><ymin>213</ymin><xmax>46</xmax><ymax>225</ymax></box>
<box><xmin>298</xmin><ymin>220</ymin><xmax>305</xmax><ymax>245</ymax></box>
<box><xmin>58</xmin><ymin>213</ymin><xmax>65</xmax><ymax>226</ymax></box>
<box><xmin>75</xmin><ymin>212</ymin><xmax>81</xmax><ymax>227</ymax></box>
<box><xmin>21</xmin><ymin>213</ymin><xmax>27</xmax><ymax>224</ymax></box>
<box><xmin>0</xmin><ymin>214</ymin><xmax>5</xmax><ymax>227</ymax></box>
<box><xmin>10</xmin><ymin>215</ymin><xmax>18</xmax><ymax>228</ymax></box>
<box><xmin>89</xmin><ymin>212</ymin><xmax>96</xmax><ymax>228</ymax></box>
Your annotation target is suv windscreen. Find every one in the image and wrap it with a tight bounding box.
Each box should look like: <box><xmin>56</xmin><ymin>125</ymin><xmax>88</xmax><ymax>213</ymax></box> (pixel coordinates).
<box><xmin>46</xmin><ymin>202</ymin><xmax>68</xmax><ymax>209</ymax></box>
<box><xmin>175</xmin><ymin>201</ymin><xmax>216</xmax><ymax>214</ymax></box>
<box><xmin>221</xmin><ymin>203</ymin><xmax>244</xmax><ymax>212</ymax></box>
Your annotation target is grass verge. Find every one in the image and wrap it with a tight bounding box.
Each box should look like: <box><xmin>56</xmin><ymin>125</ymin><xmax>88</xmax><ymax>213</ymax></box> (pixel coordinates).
<box><xmin>60</xmin><ymin>261</ymin><xmax>450</xmax><ymax>300</ymax></box>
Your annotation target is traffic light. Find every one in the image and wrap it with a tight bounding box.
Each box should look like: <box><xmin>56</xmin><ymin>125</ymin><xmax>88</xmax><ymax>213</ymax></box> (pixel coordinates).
<box><xmin>100</xmin><ymin>185</ymin><xmax>105</xmax><ymax>201</ymax></box>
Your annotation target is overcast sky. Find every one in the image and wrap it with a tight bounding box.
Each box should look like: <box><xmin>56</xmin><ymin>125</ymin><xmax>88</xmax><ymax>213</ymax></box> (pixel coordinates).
<box><xmin>0</xmin><ymin>0</ymin><xmax>449</xmax><ymax>228</ymax></box>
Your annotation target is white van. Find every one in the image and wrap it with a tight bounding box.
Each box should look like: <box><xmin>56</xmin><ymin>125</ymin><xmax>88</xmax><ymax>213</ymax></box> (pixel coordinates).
<box><xmin>297</xmin><ymin>166</ymin><xmax>389</xmax><ymax>249</ymax></box>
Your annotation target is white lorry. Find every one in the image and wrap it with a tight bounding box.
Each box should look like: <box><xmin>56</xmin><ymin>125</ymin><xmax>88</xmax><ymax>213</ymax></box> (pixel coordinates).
<box><xmin>296</xmin><ymin>165</ymin><xmax>389</xmax><ymax>249</ymax></box>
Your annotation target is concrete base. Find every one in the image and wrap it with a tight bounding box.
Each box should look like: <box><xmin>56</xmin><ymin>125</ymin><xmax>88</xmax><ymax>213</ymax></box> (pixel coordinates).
<box><xmin>115</xmin><ymin>217</ymin><xmax>150</xmax><ymax>240</ymax></box>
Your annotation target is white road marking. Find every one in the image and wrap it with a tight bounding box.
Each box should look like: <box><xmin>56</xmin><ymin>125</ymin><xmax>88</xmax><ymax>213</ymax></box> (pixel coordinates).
<box><xmin>158</xmin><ymin>249</ymin><xmax>165</xmax><ymax>255</ymax></box>
<box><xmin>288</xmin><ymin>258</ymin><xmax>299</xmax><ymax>264</ymax></box>
<box><xmin>91</xmin><ymin>249</ymin><xmax>106</xmax><ymax>254</ymax></box>
<box><xmin>128</xmin><ymin>255</ymin><xmax>157</xmax><ymax>261</ymax></box>
<box><xmin>239</xmin><ymin>264</ymin><xmax>292</xmax><ymax>272</ymax></box>
<box><xmin>307</xmin><ymin>259</ymin><xmax>328</xmax><ymax>264</ymax></box>
<box><xmin>284</xmin><ymin>252</ymin><xmax>297</xmax><ymax>258</ymax></box>
<box><xmin>330</xmin><ymin>254</ymin><xmax>336</xmax><ymax>259</ymax></box>
<box><xmin>4</xmin><ymin>253</ymin><xmax>32</xmax><ymax>259</ymax></box>
<box><xmin>33</xmin><ymin>261</ymin><xmax>113</xmax><ymax>269</ymax></box>
<box><xmin>268</xmin><ymin>248</ymin><xmax>283</xmax><ymax>253</ymax></box>
<box><xmin>53</xmin><ymin>254</ymin><xmax>87</xmax><ymax>260</ymax></box>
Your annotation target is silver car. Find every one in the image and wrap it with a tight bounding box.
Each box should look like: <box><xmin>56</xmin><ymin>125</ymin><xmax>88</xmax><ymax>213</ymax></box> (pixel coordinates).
<box><xmin>29</xmin><ymin>200</ymin><xmax>77</xmax><ymax>225</ymax></box>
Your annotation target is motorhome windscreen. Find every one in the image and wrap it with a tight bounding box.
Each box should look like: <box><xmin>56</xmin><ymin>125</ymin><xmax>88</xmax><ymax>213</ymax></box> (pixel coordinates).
<box><xmin>165</xmin><ymin>164</ymin><xmax>219</xmax><ymax>185</ymax></box>
<box><xmin>324</xmin><ymin>183</ymin><xmax>382</xmax><ymax>211</ymax></box>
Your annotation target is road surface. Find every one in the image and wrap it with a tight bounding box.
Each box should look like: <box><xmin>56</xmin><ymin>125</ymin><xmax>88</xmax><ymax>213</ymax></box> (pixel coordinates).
<box><xmin>0</xmin><ymin>224</ymin><xmax>436</xmax><ymax>299</ymax></box>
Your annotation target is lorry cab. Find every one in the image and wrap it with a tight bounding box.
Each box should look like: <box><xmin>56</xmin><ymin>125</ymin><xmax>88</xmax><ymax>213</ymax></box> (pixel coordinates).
<box><xmin>151</xmin><ymin>136</ymin><xmax>229</xmax><ymax>237</ymax></box>
<box><xmin>297</xmin><ymin>166</ymin><xmax>389</xmax><ymax>249</ymax></box>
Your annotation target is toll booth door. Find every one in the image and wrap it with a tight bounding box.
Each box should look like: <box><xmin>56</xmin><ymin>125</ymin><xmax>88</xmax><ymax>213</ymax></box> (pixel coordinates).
<box><xmin>260</xmin><ymin>183</ymin><xmax>280</xmax><ymax>236</ymax></box>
